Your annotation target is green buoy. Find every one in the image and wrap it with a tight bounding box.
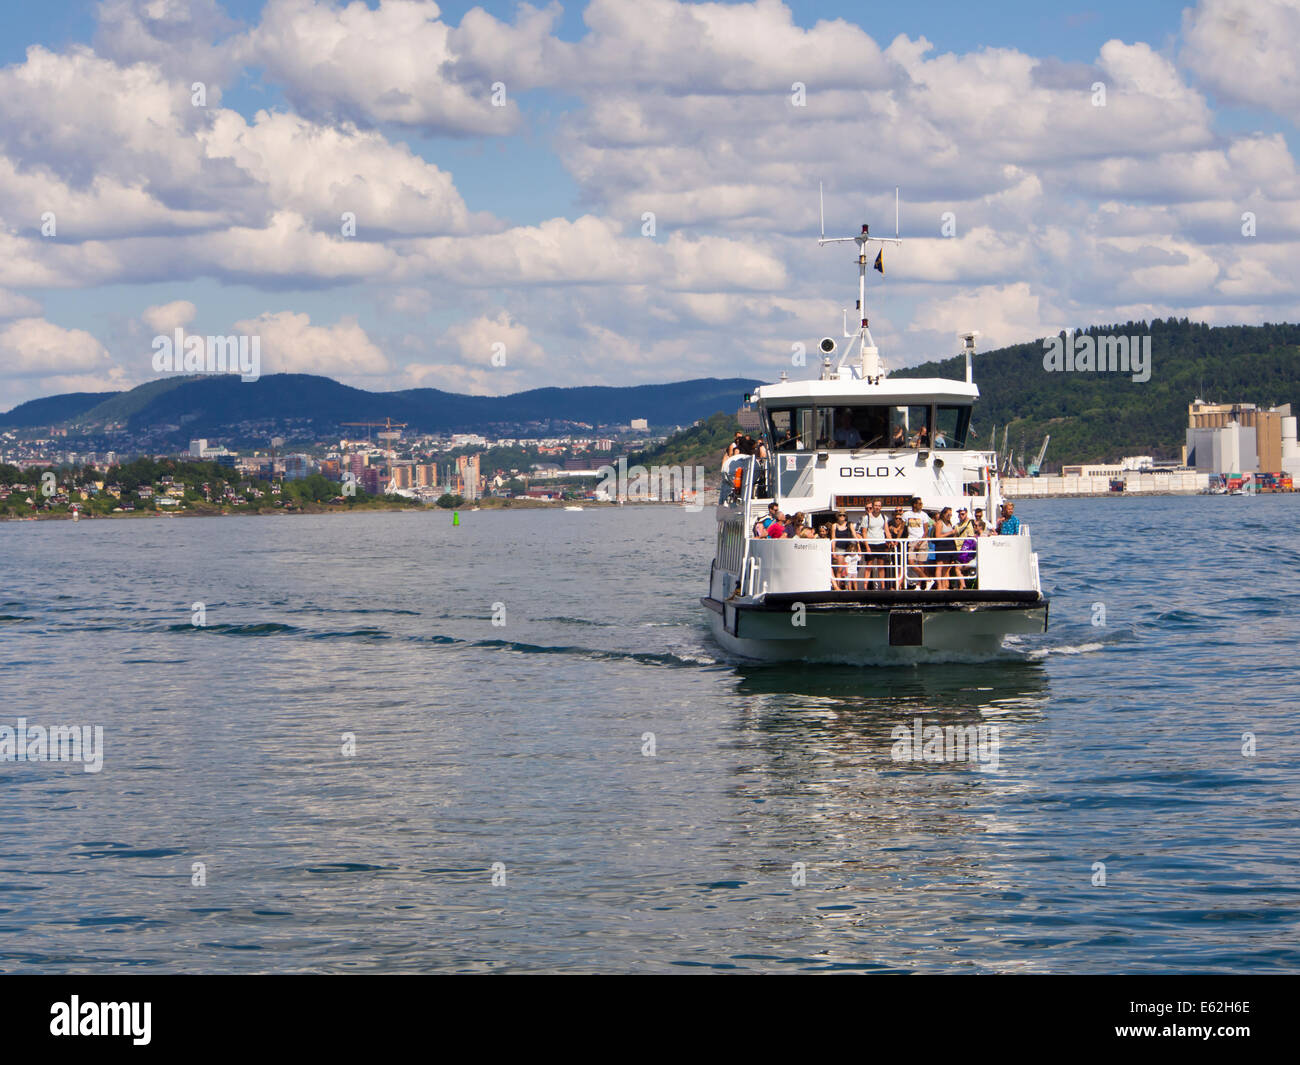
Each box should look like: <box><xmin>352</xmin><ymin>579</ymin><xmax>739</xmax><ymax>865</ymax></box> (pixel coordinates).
<box><xmin>453</xmin><ymin>511</ymin><xmax>460</xmax><ymax>526</ymax></box>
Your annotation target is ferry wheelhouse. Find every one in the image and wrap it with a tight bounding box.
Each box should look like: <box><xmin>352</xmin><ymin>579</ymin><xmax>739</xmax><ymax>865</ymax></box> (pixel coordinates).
<box><xmin>702</xmin><ymin>200</ymin><xmax>1048</xmax><ymax>660</ymax></box>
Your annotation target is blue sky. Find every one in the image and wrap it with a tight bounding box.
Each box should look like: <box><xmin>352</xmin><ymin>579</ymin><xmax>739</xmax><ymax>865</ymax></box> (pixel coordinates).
<box><xmin>1</xmin><ymin>0</ymin><xmax>1297</xmax><ymax>405</ymax></box>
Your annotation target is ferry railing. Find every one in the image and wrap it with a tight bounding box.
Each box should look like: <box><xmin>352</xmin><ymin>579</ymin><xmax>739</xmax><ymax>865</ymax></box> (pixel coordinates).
<box><xmin>759</xmin><ymin>517</ymin><xmax>1033</xmax><ymax>594</ymax></box>
<box><xmin>826</xmin><ymin>536</ymin><xmax>981</xmax><ymax>591</ymax></box>
<box><xmin>732</xmin><ymin>456</ymin><xmax>762</xmax><ymax>599</ymax></box>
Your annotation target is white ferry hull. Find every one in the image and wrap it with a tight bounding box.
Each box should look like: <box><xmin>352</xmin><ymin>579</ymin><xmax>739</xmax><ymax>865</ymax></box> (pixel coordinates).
<box><xmin>703</xmin><ymin>595</ymin><xmax>1047</xmax><ymax>663</ymax></box>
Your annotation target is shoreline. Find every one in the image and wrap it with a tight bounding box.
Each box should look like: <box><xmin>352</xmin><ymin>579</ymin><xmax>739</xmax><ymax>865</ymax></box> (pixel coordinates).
<box><xmin>7</xmin><ymin>491</ymin><xmax>1297</xmax><ymax>521</ymax></box>
<box><xmin>0</xmin><ymin>498</ymin><xmax>655</xmax><ymax>521</ymax></box>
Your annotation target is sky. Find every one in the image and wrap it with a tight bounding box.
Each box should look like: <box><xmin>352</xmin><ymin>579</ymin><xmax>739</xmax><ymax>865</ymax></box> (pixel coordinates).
<box><xmin>1</xmin><ymin>0</ymin><xmax>1298</xmax><ymax>407</ymax></box>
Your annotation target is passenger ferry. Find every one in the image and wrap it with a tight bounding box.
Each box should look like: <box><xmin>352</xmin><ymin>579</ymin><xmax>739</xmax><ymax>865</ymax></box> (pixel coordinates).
<box><xmin>702</xmin><ymin>198</ymin><xmax>1049</xmax><ymax>660</ymax></box>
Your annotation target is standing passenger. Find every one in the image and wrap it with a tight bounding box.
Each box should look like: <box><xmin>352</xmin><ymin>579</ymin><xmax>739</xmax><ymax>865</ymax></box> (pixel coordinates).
<box><xmin>933</xmin><ymin>506</ymin><xmax>957</xmax><ymax>591</ymax></box>
<box><xmin>831</xmin><ymin>510</ymin><xmax>856</xmax><ymax>591</ymax></box>
<box><xmin>904</xmin><ymin>498</ymin><xmax>932</xmax><ymax>589</ymax></box>
<box><xmin>861</xmin><ymin>499</ymin><xmax>889</xmax><ymax>589</ymax></box>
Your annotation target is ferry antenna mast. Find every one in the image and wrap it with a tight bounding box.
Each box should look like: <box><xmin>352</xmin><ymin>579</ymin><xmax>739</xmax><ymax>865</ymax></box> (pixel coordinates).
<box><xmin>818</xmin><ymin>183</ymin><xmax>902</xmax><ymax>383</ymax></box>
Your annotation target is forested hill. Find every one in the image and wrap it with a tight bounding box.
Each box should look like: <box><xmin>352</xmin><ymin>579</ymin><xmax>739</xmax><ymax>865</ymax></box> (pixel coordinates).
<box><xmin>629</xmin><ymin>412</ymin><xmax>740</xmax><ymax>472</ymax></box>
<box><xmin>0</xmin><ymin>374</ymin><xmax>760</xmax><ymax>436</ymax></box>
<box><xmin>634</xmin><ymin>320</ymin><xmax>1300</xmax><ymax>473</ymax></box>
<box><xmin>892</xmin><ymin>319</ymin><xmax>1300</xmax><ymax>465</ymax></box>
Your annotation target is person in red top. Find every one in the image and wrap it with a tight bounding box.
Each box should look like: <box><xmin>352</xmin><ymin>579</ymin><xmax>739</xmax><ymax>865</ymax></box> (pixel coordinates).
<box><xmin>767</xmin><ymin>512</ymin><xmax>787</xmax><ymax>538</ymax></box>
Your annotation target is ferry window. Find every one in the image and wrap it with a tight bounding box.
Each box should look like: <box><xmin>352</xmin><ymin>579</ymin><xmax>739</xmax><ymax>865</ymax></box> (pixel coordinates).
<box><xmin>860</xmin><ymin>406</ymin><xmax>890</xmax><ymax>448</ymax></box>
<box><xmin>768</xmin><ymin>408</ymin><xmax>793</xmax><ymax>450</ymax></box>
<box><xmin>829</xmin><ymin>406</ymin><xmax>890</xmax><ymax>448</ymax></box>
<box><xmin>768</xmin><ymin>407</ymin><xmax>814</xmax><ymax>450</ymax></box>
<box><xmin>814</xmin><ymin>407</ymin><xmax>834</xmax><ymax>449</ymax></box>
<box><xmin>934</xmin><ymin>405</ymin><xmax>971</xmax><ymax>448</ymax></box>
<box><xmin>888</xmin><ymin>405</ymin><xmax>932</xmax><ymax>448</ymax></box>
<box><xmin>795</xmin><ymin>407</ymin><xmax>815</xmax><ymax>450</ymax></box>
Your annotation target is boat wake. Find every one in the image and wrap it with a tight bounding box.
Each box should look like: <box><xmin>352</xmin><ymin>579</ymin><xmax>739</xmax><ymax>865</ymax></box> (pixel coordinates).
<box><xmin>1004</xmin><ymin>635</ymin><xmax>1105</xmax><ymax>659</ymax></box>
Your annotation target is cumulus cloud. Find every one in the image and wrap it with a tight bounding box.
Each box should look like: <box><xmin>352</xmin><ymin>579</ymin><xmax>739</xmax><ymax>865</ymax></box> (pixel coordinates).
<box><xmin>247</xmin><ymin>0</ymin><xmax>520</xmax><ymax>135</ymax></box>
<box><xmin>402</xmin><ymin>216</ymin><xmax>787</xmax><ymax>291</ymax></box>
<box><xmin>455</xmin><ymin>0</ymin><xmax>894</xmax><ymax>93</ymax></box>
<box><xmin>200</xmin><ymin>109</ymin><xmax>475</xmax><ymax>236</ymax></box>
<box><xmin>443</xmin><ymin>310</ymin><xmax>546</xmax><ymax>365</ymax></box>
<box><xmin>0</xmin><ymin>289</ymin><xmax>43</xmax><ymax>320</ymax></box>
<box><xmin>141</xmin><ymin>299</ymin><xmax>197</xmax><ymax>334</ymax></box>
<box><xmin>1182</xmin><ymin>0</ymin><xmax>1300</xmax><ymax>122</ymax></box>
<box><xmin>94</xmin><ymin>0</ymin><xmax>244</xmax><ymax>96</ymax></box>
<box><xmin>0</xmin><ymin>317</ymin><xmax>116</xmax><ymax>378</ymax></box>
<box><xmin>403</xmin><ymin>309</ymin><xmax>549</xmax><ymax>394</ymax></box>
<box><xmin>908</xmin><ymin>282</ymin><xmax>1062</xmax><ymax>354</ymax></box>
<box><xmin>232</xmin><ymin>310</ymin><xmax>391</xmax><ymax>376</ymax></box>
<box><xmin>0</xmin><ymin>0</ymin><xmax>1297</xmax><ymax>398</ymax></box>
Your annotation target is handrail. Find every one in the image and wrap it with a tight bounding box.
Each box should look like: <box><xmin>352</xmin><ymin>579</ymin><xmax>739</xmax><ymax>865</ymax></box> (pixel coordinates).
<box><xmin>759</xmin><ymin>533</ymin><xmax>986</xmax><ymax>591</ymax></box>
<box><xmin>734</xmin><ymin>457</ymin><xmax>758</xmax><ymax>597</ymax></box>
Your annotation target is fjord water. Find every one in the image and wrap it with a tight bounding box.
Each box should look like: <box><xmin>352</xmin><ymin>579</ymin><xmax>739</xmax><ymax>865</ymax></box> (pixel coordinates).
<box><xmin>1</xmin><ymin>497</ymin><xmax>1297</xmax><ymax>974</ymax></box>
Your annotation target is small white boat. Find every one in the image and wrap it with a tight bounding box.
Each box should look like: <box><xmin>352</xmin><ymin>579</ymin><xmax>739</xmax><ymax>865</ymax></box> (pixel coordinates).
<box><xmin>564</xmin><ymin>505</ymin><xmax>584</xmax><ymax>511</ymax></box>
<box><xmin>703</xmin><ymin>192</ymin><xmax>1048</xmax><ymax>661</ymax></box>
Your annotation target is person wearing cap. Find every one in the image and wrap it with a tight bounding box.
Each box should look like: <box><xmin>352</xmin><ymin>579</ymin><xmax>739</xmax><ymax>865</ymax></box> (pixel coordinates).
<box><xmin>903</xmin><ymin>497</ymin><xmax>932</xmax><ymax>588</ymax></box>
<box><xmin>953</xmin><ymin>507</ymin><xmax>975</xmax><ymax>539</ymax></box>
<box><xmin>753</xmin><ymin>501</ymin><xmax>780</xmax><ymax>538</ymax></box>
<box><xmin>952</xmin><ymin>506</ymin><xmax>976</xmax><ymax>589</ymax></box>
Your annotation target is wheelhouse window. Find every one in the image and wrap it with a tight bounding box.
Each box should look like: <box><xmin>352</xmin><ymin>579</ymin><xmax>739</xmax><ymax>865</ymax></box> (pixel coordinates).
<box><xmin>767</xmin><ymin>407</ymin><xmax>816</xmax><ymax>450</ymax></box>
<box><xmin>814</xmin><ymin>407</ymin><xmax>834</xmax><ymax>449</ymax></box>
<box><xmin>934</xmin><ymin>405</ymin><xmax>972</xmax><ymax>449</ymax></box>
<box><xmin>888</xmin><ymin>405</ymin><xmax>932</xmax><ymax>448</ymax></box>
<box><xmin>767</xmin><ymin>403</ymin><xmax>965</xmax><ymax>450</ymax></box>
<box><xmin>827</xmin><ymin>405</ymin><xmax>890</xmax><ymax>449</ymax></box>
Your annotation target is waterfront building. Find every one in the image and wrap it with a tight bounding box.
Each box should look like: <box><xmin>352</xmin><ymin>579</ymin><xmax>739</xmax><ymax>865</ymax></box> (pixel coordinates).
<box><xmin>1183</xmin><ymin>400</ymin><xmax>1299</xmax><ymax>476</ymax></box>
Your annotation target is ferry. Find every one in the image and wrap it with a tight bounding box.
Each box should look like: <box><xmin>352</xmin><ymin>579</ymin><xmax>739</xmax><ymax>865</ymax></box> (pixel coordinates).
<box><xmin>702</xmin><ymin>195</ymin><xmax>1049</xmax><ymax>660</ymax></box>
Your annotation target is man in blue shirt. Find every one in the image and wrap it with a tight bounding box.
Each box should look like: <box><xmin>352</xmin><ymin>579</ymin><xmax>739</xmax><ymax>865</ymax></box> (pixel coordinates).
<box><xmin>997</xmin><ymin>502</ymin><xmax>1021</xmax><ymax>535</ymax></box>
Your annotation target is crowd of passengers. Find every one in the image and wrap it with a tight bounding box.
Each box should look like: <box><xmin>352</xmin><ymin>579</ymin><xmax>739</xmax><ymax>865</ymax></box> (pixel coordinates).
<box><xmin>750</xmin><ymin>497</ymin><xmax>1023</xmax><ymax>591</ymax></box>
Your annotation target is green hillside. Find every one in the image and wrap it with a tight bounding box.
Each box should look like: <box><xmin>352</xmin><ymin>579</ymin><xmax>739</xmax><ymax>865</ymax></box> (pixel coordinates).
<box><xmin>0</xmin><ymin>391</ymin><xmax>121</xmax><ymax>428</ymax></box>
<box><xmin>627</xmin><ymin>320</ymin><xmax>1300</xmax><ymax>472</ymax></box>
<box><xmin>71</xmin><ymin>376</ymin><xmax>200</xmax><ymax>426</ymax></box>
<box><xmin>628</xmin><ymin>411</ymin><xmax>741</xmax><ymax>471</ymax></box>
<box><xmin>893</xmin><ymin>319</ymin><xmax>1300</xmax><ymax>466</ymax></box>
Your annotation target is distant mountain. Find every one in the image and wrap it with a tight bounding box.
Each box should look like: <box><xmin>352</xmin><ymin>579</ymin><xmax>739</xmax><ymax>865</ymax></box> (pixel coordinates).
<box><xmin>8</xmin><ymin>319</ymin><xmax>1296</xmax><ymax>463</ymax></box>
<box><xmin>2</xmin><ymin>373</ymin><xmax>761</xmax><ymax>438</ymax></box>
<box><xmin>0</xmin><ymin>391</ymin><xmax>122</xmax><ymax>428</ymax></box>
<box><xmin>71</xmin><ymin>377</ymin><xmax>201</xmax><ymax>426</ymax></box>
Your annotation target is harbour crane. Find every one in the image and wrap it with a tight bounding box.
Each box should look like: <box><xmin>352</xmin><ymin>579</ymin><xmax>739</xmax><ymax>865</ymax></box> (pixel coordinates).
<box><xmin>1028</xmin><ymin>434</ymin><xmax>1051</xmax><ymax>477</ymax></box>
<box><xmin>342</xmin><ymin>418</ymin><xmax>408</xmax><ymax>444</ymax></box>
